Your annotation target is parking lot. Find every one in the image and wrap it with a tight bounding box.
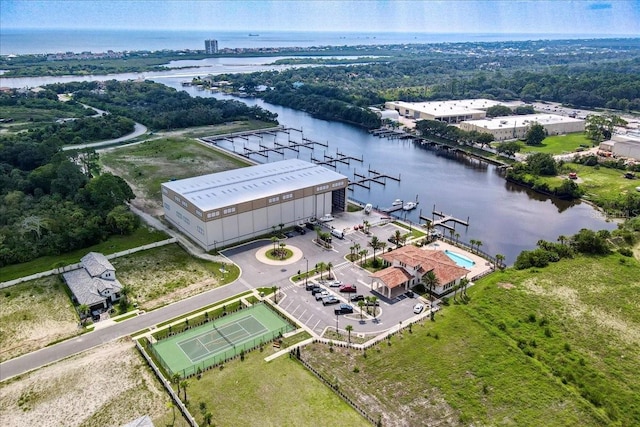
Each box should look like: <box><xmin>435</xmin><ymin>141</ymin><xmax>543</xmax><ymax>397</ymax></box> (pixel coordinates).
<box><xmin>222</xmin><ymin>213</ymin><xmax>434</xmax><ymax>338</ymax></box>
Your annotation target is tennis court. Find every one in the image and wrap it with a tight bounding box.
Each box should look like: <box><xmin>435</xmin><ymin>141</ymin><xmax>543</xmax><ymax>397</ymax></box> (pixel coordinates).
<box><xmin>151</xmin><ymin>303</ymin><xmax>294</xmax><ymax>377</ymax></box>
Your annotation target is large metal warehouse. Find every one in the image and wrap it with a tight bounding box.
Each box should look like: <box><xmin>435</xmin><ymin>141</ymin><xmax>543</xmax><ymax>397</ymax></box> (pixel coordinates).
<box><xmin>161</xmin><ymin>159</ymin><xmax>348</xmax><ymax>251</ymax></box>
<box><xmin>459</xmin><ymin>114</ymin><xmax>585</xmax><ymax>141</ymax></box>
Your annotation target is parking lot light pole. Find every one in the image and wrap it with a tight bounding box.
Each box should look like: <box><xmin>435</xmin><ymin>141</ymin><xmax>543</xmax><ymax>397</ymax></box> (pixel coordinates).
<box><xmin>304</xmin><ymin>257</ymin><xmax>309</xmax><ymax>287</ymax></box>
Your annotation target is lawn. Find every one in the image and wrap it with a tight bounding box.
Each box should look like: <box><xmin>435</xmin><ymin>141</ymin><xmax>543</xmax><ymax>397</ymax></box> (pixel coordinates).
<box><xmin>0</xmin><ymin>276</ymin><xmax>79</xmax><ymax>362</ymax></box>
<box><xmin>519</xmin><ymin>132</ymin><xmax>593</xmax><ymax>155</ymax></box>
<box><xmin>301</xmin><ymin>251</ymin><xmax>640</xmax><ymax>426</ymax></box>
<box><xmin>99</xmin><ymin>134</ymin><xmax>251</xmax><ymax>205</ymax></box>
<box><xmin>182</xmin><ymin>349</ymin><xmax>369</xmax><ymax>427</ymax></box>
<box><xmin>0</xmin><ymin>226</ymin><xmax>168</xmax><ymax>282</ymax></box>
<box><xmin>111</xmin><ymin>243</ymin><xmax>240</xmax><ymax>310</ymax></box>
<box><xmin>566</xmin><ymin>163</ymin><xmax>640</xmax><ymax>212</ymax></box>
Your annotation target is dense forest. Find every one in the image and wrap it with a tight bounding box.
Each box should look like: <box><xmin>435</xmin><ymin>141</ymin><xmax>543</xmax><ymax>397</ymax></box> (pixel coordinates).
<box><xmin>207</xmin><ymin>39</ymin><xmax>640</xmax><ymax>128</ymax></box>
<box><xmin>47</xmin><ymin>80</ymin><xmax>278</xmax><ymax>130</ymax></box>
<box><xmin>0</xmin><ymin>81</ymin><xmax>279</xmax><ymax>267</ymax></box>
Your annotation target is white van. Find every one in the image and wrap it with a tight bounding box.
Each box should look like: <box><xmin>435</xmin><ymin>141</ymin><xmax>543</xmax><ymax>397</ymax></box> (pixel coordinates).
<box><xmin>330</xmin><ymin>228</ymin><xmax>344</xmax><ymax>239</ymax></box>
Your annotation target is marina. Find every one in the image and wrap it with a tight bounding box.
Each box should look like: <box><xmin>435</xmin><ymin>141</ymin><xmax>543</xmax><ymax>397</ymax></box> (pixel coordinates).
<box><xmin>420</xmin><ymin>205</ymin><xmax>470</xmax><ymax>232</ymax></box>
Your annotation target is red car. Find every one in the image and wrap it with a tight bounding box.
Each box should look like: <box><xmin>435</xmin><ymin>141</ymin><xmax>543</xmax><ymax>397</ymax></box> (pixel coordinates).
<box><xmin>339</xmin><ymin>284</ymin><xmax>357</xmax><ymax>293</ymax></box>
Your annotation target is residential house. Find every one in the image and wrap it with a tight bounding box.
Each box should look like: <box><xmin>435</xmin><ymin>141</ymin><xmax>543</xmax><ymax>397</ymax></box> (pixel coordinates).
<box><xmin>62</xmin><ymin>252</ymin><xmax>123</xmax><ymax>313</ymax></box>
<box><xmin>370</xmin><ymin>245</ymin><xmax>469</xmax><ymax>298</ymax></box>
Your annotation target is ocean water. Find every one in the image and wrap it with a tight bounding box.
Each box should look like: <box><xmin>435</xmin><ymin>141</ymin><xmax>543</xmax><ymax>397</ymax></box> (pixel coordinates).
<box><xmin>0</xmin><ymin>28</ymin><xmax>619</xmax><ymax>55</ymax></box>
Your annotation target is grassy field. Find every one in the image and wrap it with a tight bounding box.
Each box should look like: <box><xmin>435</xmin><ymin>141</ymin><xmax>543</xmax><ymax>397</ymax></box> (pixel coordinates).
<box><xmin>100</xmin><ymin>130</ymin><xmax>253</xmax><ymax>206</ymax></box>
<box><xmin>301</xmin><ymin>252</ymin><xmax>640</xmax><ymax>426</ymax></box>
<box><xmin>519</xmin><ymin>132</ymin><xmax>593</xmax><ymax>155</ymax></box>
<box><xmin>0</xmin><ymin>227</ymin><xmax>168</xmax><ymax>282</ymax></box>
<box><xmin>0</xmin><ymin>276</ymin><xmax>79</xmax><ymax>362</ymax></box>
<box><xmin>566</xmin><ymin>163</ymin><xmax>640</xmax><ymax>211</ymax></box>
<box><xmin>110</xmin><ymin>243</ymin><xmax>240</xmax><ymax>310</ymax></box>
<box><xmin>182</xmin><ymin>348</ymin><xmax>369</xmax><ymax>427</ymax></box>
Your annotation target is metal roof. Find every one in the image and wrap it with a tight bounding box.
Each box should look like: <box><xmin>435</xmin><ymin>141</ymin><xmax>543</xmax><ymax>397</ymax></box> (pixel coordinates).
<box><xmin>462</xmin><ymin>113</ymin><xmax>584</xmax><ymax>130</ymax></box>
<box><xmin>162</xmin><ymin>159</ymin><xmax>348</xmax><ymax>211</ymax></box>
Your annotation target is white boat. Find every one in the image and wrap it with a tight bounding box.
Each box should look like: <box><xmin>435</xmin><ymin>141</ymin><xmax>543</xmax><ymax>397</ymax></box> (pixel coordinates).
<box><xmin>364</xmin><ymin>203</ymin><xmax>373</xmax><ymax>214</ymax></box>
<box><xmin>402</xmin><ymin>201</ymin><xmax>417</xmax><ymax>211</ymax></box>
<box><xmin>392</xmin><ymin>199</ymin><xmax>403</xmax><ymax>206</ymax></box>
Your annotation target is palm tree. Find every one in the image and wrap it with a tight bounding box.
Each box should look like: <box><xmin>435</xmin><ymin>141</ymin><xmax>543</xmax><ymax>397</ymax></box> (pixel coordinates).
<box><xmin>354</xmin><ymin>243</ymin><xmax>361</xmax><ymax>255</ymax></box>
<box><xmin>379</xmin><ymin>241</ymin><xmax>387</xmax><ymax>255</ymax></box>
<box><xmin>460</xmin><ymin>277</ymin><xmax>470</xmax><ymax>297</ymax></box>
<box><xmin>166</xmin><ymin>401</ymin><xmax>176</xmax><ymax>427</ymax></box>
<box><xmin>279</xmin><ymin>241</ymin><xmax>286</xmax><ymax>259</ymax></box>
<box><xmin>326</xmin><ymin>262</ymin><xmax>333</xmax><ymax>280</ymax></box>
<box><xmin>370</xmin><ymin>296</ymin><xmax>378</xmax><ymax>321</ymax></box>
<box><xmin>278</xmin><ymin>223</ymin><xmax>284</xmax><ymax>234</ymax></box>
<box><xmin>455</xmin><ymin>232</ymin><xmax>460</xmax><ymax>244</ymax></box>
<box><xmin>469</xmin><ymin>239</ymin><xmax>477</xmax><ymax>252</ymax></box>
<box><xmin>359</xmin><ymin>249</ymin><xmax>368</xmax><ymax>265</ymax></box>
<box><xmin>203</xmin><ymin>412</ymin><xmax>213</xmax><ymax>426</ymax></box>
<box><xmin>449</xmin><ymin>228</ymin><xmax>455</xmax><ymax>242</ymax></box>
<box><xmin>557</xmin><ymin>235</ymin><xmax>567</xmax><ymax>246</ymax></box>
<box><xmin>422</xmin><ymin>270</ymin><xmax>439</xmax><ymax>303</ymax></box>
<box><xmin>172</xmin><ymin>373</ymin><xmax>182</xmax><ymax>394</ymax></box>
<box><xmin>316</xmin><ymin>261</ymin><xmax>327</xmax><ymax>280</ymax></box>
<box><xmin>495</xmin><ymin>254</ymin><xmax>505</xmax><ymax>270</ymax></box>
<box><xmin>394</xmin><ymin>230</ymin><xmax>402</xmax><ymax>248</ymax></box>
<box><xmin>358</xmin><ymin>300</ymin><xmax>365</xmax><ymax>319</ymax></box>
<box><xmin>476</xmin><ymin>240</ymin><xmax>483</xmax><ymax>254</ymax></box>
<box><xmin>271</xmin><ymin>236</ymin><xmax>279</xmax><ymax>256</ymax></box>
<box><xmin>345</xmin><ymin>324</ymin><xmax>353</xmax><ymax>344</ymax></box>
<box><xmin>368</xmin><ymin>236</ymin><xmax>381</xmax><ymax>264</ymax></box>
<box><xmin>180</xmin><ymin>379</ymin><xmax>189</xmax><ymax>403</ymax></box>
<box><xmin>349</xmin><ymin>245</ymin><xmax>356</xmax><ymax>260</ymax></box>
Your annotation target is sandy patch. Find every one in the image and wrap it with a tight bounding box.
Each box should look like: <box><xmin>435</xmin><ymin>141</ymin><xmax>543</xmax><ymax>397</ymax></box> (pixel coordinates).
<box><xmin>497</xmin><ymin>282</ymin><xmax>515</xmax><ymax>289</ymax></box>
<box><xmin>522</xmin><ymin>278</ymin><xmax>640</xmax><ymax>346</ymax></box>
<box><xmin>0</xmin><ymin>339</ymin><xmax>175</xmax><ymax>427</ymax></box>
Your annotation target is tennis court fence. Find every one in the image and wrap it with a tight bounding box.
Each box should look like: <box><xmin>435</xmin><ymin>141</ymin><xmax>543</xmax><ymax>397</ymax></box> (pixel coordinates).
<box><xmin>146</xmin><ymin>325</ymin><xmax>290</xmax><ymax>378</ymax></box>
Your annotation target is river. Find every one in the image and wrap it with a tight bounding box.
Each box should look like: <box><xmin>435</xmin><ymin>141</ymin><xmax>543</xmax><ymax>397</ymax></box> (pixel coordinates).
<box><xmin>1</xmin><ymin>60</ymin><xmax>616</xmax><ymax>264</ymax></box>
<box><xmin>157</xmin><ymin>78</ymin><xmax>616</xmax><ymax>263</ymax></box>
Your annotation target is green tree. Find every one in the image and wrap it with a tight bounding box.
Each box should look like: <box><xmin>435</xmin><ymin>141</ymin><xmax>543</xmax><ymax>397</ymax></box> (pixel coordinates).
<box><xmin>496</xmin><ymin>140</ymin><xmax>521</xmax><ymax>157</ymax></box>
<box><xmin>106</xmin><ymin>205</ymin><xmax>139</xmax><ymax>235</ymax></box>
<box><xmin>525</xmin><ymin>123</ymin><xmax>547</xmax><ymax>146</ymax></box>
<box><xmin>345</xmin><ymin>324</ymin><xmax>353</xmax><ymax>344</ymax></box>
<box><xmin>527</xmin><ymin>152</ymin><xmax>557</xmax><ymax>176</ymax></box>
<box><xmin>422</xmin><ymin>270</ymin><xmax>439</xmax><ymax>303</ymax></box>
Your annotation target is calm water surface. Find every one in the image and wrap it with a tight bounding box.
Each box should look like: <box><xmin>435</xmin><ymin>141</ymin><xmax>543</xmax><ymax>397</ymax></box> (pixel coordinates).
<box><xmin>159</xmin><ymin>79</ymin><xmax>616</xmax><ymax>264</ymax></box>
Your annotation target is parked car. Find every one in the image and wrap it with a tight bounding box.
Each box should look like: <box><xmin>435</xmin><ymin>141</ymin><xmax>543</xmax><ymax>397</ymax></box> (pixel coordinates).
<box><xmin>350</xmin><ymin>294</ymin><xmax>365</xmax><ymax>302</ymax></box>
<box><xmin>305</xmin><ymin>283</ymin><xmax>317</xmax><ymax>291</ymax></box>
<box><xmin>413</xmin><ymin>303</ymin><xmax>424</xmax><ymax>314</ymax></box>
<box><xmin>334</xmin><ymin>304</ymin><xmax>354</xmax><ymax>315</ymax></box>
<box><xmin>339</xmin><ymin>284</ymin><xmax>357</xmax><ymax>293</ymax></box>
<box><xmin>328</xmin><ymin>280</ymin><xmax>342</xmax><ymax>287</ymax></box>
<box><xmin>305</xmin><ymin>222</ymin><xmax>317</xmax><ymax>231</ymax></box>
<box><xmin>315</xmin><ymin>291</ymin><xmax>330</xmax><ymax>300</ymax></box>
<box><xmin>295</xmin><ymin>225</ymin><xmax>307</xmax><ymax>234</ymax></box>
<box><xmin>406</xmin><ymin>290</ymin><xmax>415</xmax><ymax>298</ymax></box>
<box><xmin>365</xmin><ymin>300</ymin><xmax>380</xmax><ymax>306</ymax></box>
<box><xmin>311</xmin><ymin>287</ymin><xmax>326</xmax><ymax>295</ymax></box>
<box><xmin>285</xmin><ymin>231</ymin><xmax>294</xmax><ymax>238</ymax></box>
<box><xmin>322</xmin><ymin>296</ymin><xmax>340</xmax><ymax>305</ymax></box>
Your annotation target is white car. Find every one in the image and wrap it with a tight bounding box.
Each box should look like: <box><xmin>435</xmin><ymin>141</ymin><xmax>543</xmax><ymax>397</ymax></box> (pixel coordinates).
<box><xmin>328</xmin><ymin>280</ymin><xmax>342</xmax><ymax>287</ymax></box>
<box><xmin>319</xmin><ymin>214</ymin><xmax>335</xmax><ymax>222</ymax></box>
<box><xmin>413</xmin><ymin>303</ymin><xmax>424</xmax><ymax>314</ymax></box>
<box><xmin>315</xmin><ymin>291</ymin><xmax>330</xmax><ymax>301</ymax></box>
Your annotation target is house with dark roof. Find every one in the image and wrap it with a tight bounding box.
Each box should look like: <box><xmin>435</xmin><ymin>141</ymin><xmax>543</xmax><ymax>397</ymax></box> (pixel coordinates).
<box><xmin>370</xmin><ymin>245</ymin><xmax>469</xmax><ymax>298</ymax></box>
<box><xmin>62</xmin><ymin>252</ymin><xmax>123</xmax><ymax>312</ymax></box>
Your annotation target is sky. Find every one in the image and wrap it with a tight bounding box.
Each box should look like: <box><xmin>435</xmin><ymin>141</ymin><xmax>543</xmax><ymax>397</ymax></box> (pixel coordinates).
<box><xmin>1</xmin><ymin>0</ymin><xmax>639</xmax><ymax>35</ymax></box>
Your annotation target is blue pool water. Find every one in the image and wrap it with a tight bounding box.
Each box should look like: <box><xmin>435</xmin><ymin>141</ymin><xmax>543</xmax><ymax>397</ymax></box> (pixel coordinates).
<box><xmin>445</xmin><ymin>250</ymin><xmax>475</xmax><ymax>269</ymax></box>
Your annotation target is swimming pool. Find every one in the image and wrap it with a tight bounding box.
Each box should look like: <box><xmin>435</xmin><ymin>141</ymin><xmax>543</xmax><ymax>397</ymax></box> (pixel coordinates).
<box><xmin>444</xmin><ymin>249</ymin><xmax>475</xmax><ymax>269</ymax></box>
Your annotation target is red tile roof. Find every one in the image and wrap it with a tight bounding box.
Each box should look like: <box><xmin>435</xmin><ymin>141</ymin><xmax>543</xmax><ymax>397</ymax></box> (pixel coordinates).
<box><xmin>371</xmin><ymin>267</ymin><xmax>413</xmax><ymax>289</ymax></box>
<box><xmin>378</xmin><ymin>245</ymin><xmax>469</xmax><ymax>286</ymax></box>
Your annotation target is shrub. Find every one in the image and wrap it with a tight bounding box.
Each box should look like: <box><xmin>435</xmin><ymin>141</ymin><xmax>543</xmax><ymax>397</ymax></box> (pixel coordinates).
<box><xmin>618</xmin><ymin>247</ymin><xmax>633</xmax><ymax>257</ymax></box>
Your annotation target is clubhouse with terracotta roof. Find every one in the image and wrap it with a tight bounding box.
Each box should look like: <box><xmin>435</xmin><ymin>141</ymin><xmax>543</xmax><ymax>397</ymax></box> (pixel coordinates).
<box><xmin>370</xmin><ymin>245</ymin><xmax>470</xmax><ymax>298</ymax></box>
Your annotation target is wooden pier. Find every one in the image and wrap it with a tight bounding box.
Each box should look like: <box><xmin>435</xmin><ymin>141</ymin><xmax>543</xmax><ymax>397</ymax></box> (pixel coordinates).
<box><xmin>419</xmin><ymin>205</ymin><xmax>469</xmax><ymax>231</ymax></box>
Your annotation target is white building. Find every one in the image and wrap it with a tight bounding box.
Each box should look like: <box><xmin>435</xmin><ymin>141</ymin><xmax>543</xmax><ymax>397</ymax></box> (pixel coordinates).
<box><xmin>384</xmin><ymin>99</ymin><xmax>522</xmax><ymax>124</ymax></box>
<box><xmin>204</xmin><ymin>39</ymin><xmax>218</xmax><ymax>54</ymax></box>
<box><xmin>599</xmin><ymin>133</ymin><xmax>640</xmax><ymax>161</ymax></box>
<box><xmin>459</xmin><ymin>114</ymin><xmax>585</xmax><ymax>141</ymax></box>
<box><xmin>161</xmin><ymin>159</ymin><xmax>348</xmax><ymax>251</ymax></box>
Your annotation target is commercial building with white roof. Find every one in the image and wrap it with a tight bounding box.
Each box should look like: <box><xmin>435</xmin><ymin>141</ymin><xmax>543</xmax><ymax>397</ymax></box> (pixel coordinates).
<box><xmin>459</xmin><ymin>114</ymin><xmax>585</xmax><ymax>141</ymax></box>
<box><xmin>161</xmin><ymin>159</ymin><xmax>348</xmax><ymax>251</ymax></box>
<box><xmin>384</xmin><ymin>99</ymin><xmax>522</xmax><ymax>124</ymax></box>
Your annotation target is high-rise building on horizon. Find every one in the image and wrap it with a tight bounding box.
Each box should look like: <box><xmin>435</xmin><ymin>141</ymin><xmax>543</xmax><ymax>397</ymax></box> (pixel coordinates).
<box><xmin>205</xmin><ymin>39</ymin><xmax>218</xmax><ymax>54</ymax></box>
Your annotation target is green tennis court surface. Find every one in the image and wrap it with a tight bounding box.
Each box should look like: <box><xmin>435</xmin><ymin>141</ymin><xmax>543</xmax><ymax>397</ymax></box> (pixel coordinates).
<box><xmin>151</xmin><ymin>303</ymin><xmax>294</xmax><ymax>377</ymax></box>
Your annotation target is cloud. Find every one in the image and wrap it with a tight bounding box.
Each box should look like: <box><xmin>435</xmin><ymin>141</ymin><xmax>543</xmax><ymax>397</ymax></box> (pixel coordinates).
<box><xmin>588</xmin><ymin>2</ymin><xmax>612</xmax><ymax>10</ymax></box>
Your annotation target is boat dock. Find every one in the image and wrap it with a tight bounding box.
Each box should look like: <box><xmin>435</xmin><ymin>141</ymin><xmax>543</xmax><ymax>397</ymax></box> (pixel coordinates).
<box><xmin>348</xmin><ymin>167</ymin><xmax>401</xmax><ymax>190</ymax></box>
<box><xmin>370</xmin><ymin>128</ymin><xmax>414</xmax><ymax>139</ymax></box>
<box><xmin>419</xmin><ymin>205</ymin><xmax>469</xmax><ymax>231</ymax></box>
<box><xmin>311</xmin><ymin>151</ymin><xmax>362</xmax><ymax>168</ymax></box>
